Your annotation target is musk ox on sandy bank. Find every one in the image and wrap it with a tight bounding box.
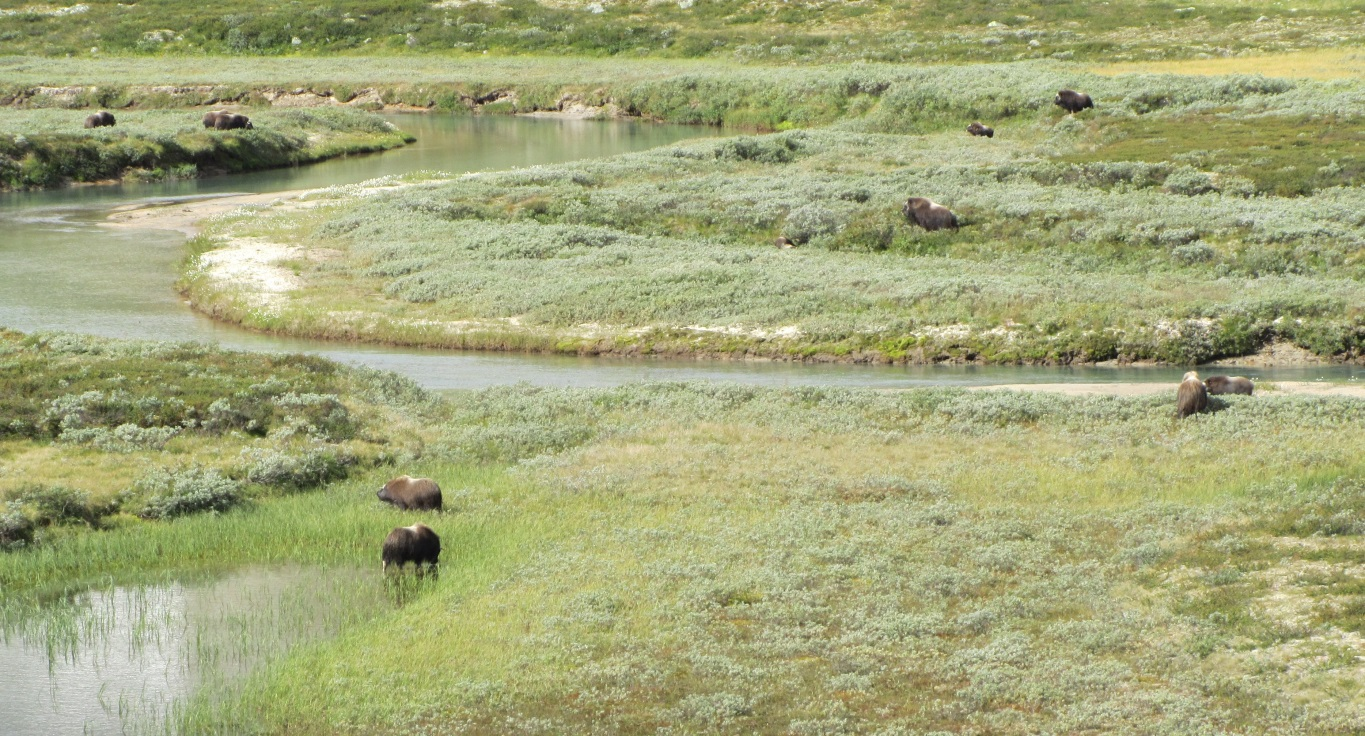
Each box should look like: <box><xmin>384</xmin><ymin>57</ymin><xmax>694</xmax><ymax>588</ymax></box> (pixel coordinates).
<box><xmin>83</xmin><ymin>111</ymin><xmax>115</xmax><ymax>128</ymax></box>
<box><xmin>1054</xmin><ymin>89</ymin><xmax>1094</xmax><ymax>114</ymax></box>
<box><xmin>378</xmin><ymin>475</ymin><xmax>443</xmax><ymax>511</ymax></box>
<box><xmin>1177</xmin><ymin>371</ymin><xmax>1209</xmax><ymax>418</ymax></box>
<box><xmin>902</xmin><ymin>197</ymin><xmax>959</xmax><ymax>232</ymax></box>
<box><xmin>382</xmin><ymin>523</ymin><xmax>441</xmax><ymax>572</ymax></box>
<box><xmin>1204</xmin><ymin>375</ymin><xmax>1254</xmax><ymax>396</ymax></box>
<box><xmin>966</xmin><ymin>122</ymin><xmax>994</xmax><ymax>138</ymax></box>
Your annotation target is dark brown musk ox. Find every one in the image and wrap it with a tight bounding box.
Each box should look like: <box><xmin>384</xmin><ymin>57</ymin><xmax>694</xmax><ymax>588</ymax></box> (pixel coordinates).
<box><xmin>1176</xmin><ymin>371</ymin><xmax>1209</xmax><ymax>418</ymax></box>
<box><xmin>902</xmin><ymin>197</ymin><xmax>959</xmax><ymax>232</ymax></box>
<box><xmin>213</xmin><ymin>113</ymin><xmax>254</xmax><ymax>130</ymax></box>
<box><xmin>83</xmin><ymin>110</ymin><xmax>115</xmax><ymax>128</ymax></box>
<box><xmin>382</xmin><ymin>523</ymin><xmax>441</xmax><ymax>573</ymax></box>
<box><xmin>1054</xmin><ymin>89</ymin><xmax>1094</xmax><ymax>114</ymax></box>
<box><xmin>377</xmin><ymin>475</ymin><xmax>443</xmax><ymax>511</ymax></box>
<box><xmin>966</xmin><ymin>122</ymin><xmax>994</xmax><ymax>138</ymax></box>
<box><xmin>1204</xmin><ymin>375</ymin><xmax>1254</xmax><ymax>396</ymax></box>
<box><xmin>202</xmin><ymin>110</ymin><xmax>227</xmax><ymax>128</ymax></box>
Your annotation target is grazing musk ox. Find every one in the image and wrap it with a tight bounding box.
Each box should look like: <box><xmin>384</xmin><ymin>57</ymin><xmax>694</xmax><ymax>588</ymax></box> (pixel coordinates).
<box><xmin>1176</xmin><ymin>371</ymin><xmax>1208</xmax><ymax>418</ymax></box>
<box><xmin>966</xmin><ymin>122</ymin><xmax>994</xmax><ymax>138</ymax></box>
<box><xmin>213</xmin><ymin>113</ymin><xmax>253</xmax><ymax>130</ymax></box>
<box><xmin>1054</xmin><ymin>89</ymin><xmax>1094</xmax><ymax>114</ymax></box>
<box><xmin>381</xmin><ymin>523</ymin><xmax>441</xmax><ymax>572</ymax></box>
<box><xmin>902</xmin><ymin>197</ymin><xmax>959</xmax><ymax>232</ymax></box>
<box><xmin>1204</xmin><ymin>375</ymin><xmax>1254</xmax><ymax>396</ymax></box>
<box><xmin>202</xmin><ymin>110</ymin><xmax>227</xmax><ymax>128</ymax></box>
<box><xmin>83</xmin><ymin>110</ymin><xmax>115</xmax><ymax>128</ymax></box>
<box><xmin>377</xmin><ymin>475</ymin><xmax>443</xmax><ymax>511</ymax></box>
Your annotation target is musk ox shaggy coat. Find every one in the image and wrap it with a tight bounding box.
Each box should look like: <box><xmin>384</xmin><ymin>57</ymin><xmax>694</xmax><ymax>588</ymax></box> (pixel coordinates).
<box><xmin>83</xmin><ymin>111</ymin><xmax>115</xmax><ymax>128</ymax></box>
<box><xmin>202</xmin><ymin>110</ymin><xmax>227</xmax><ymax>128</ymax></box>
<box><xmin>1204</xmin><ymin>375</ymin><xmax>1254</xmax><ymax>396</ymax></box>
<box><xmin>382</xmin><ymin>523</ymin><xmax>441</xmax><ymax>572</ymax></box>
<box><xmin>966</xmin><ymin>122</ymin><xmax>994</xmax><ymax>138</ymax></box>
<box><xmin>774</xmin><ymin>236</ymin><xmax>796</xmax><ymax>249</ymax></box>
<box><xmin>1054</xmin><ymin>89</ymin><xmax>1094</xmax><ymax>113</ymax></box>
<box><xmin>377</xmin><ymin>475</ymin><xmax>443</xmax><ymax>511</ymax></box>
<box><xmin>902</xmin><ymin>197</ymin><xmax>959</xmax><ymax>232</ymax></box>
<box><xmin>213</xmin><ymin>113</ymin><xmax>253</xmax><ymax>130</ymax></box>
<box><xmin>1176</xmin><ymin>371</ymin><xmax>1209</xmax><ymax>418</ymax></box>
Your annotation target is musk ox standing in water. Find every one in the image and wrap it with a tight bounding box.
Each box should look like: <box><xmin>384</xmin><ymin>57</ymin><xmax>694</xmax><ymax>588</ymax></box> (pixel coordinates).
<box><xmin>382</xmin><ymin>523</ymin><xmax>441</xmax><ymax>573</ymax></box>
<box><xmin>1054</xmin><ymin>89</ymin><xmax>1094</xmax><ymax>114</ymax></box>
<box><xmin>902</xmin><ymin>197</ymin><xmax>959</xmax><ymax>232</ymax></box>
<box><xmin>1176</xmin><ymin>371</ymin><xmax>1208</xmax><ymax>418</ymax></box>
<box><xmin>1205</xmin><ymin>375</ymin><xmax>1254</xmax><ymax>396</ymax></box>
<box><xmin>378</xmin><ymin>475</ymin><xmax>443</xmax><ymax>511</ymax></box>
<box><xmin>966</xmin><ymin>122</ymin><xmax>994</xmax><ymax>138</ymax></box>
<box><xmin>83</xmin><ymin>110</ymin><xmax>115</xmax><ymax>128</ymax></box>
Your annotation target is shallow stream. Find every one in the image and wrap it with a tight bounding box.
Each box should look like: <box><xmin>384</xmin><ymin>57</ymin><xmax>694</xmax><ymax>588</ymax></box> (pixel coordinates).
<box><xmin>1</xmin><ymin>114</ymin><xmax>1361</xmax><ymax>387</ymax></box>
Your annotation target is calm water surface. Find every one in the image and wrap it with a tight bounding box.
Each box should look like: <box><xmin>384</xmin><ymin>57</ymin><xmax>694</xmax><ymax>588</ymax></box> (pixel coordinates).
<box><xmin>0</xmin><ymin>566</ymin><xmax>388</xmax><ymax>735</ymax></box>
<box><xmin>1</xmin><ymin>114</ymin><xmax>1359</xmax><ymax>389</ymax></box>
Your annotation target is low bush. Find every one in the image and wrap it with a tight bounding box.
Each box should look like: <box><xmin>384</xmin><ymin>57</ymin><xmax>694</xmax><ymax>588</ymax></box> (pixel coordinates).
<box><xmin>137</xmin><ymin>467</ymin><xmax>243</xmax><ymax>520</ymax></box>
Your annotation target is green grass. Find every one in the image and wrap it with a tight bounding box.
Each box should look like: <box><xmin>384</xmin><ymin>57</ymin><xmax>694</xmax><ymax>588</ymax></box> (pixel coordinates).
<box><xmin>3</xmin><ymin>338</ymin><xmax>1365</xmax><ymax>732</ymax></box>
<box><xmin>174</xmin><ymin>63</ymin><xmax>1365</xmax><ymax>365</ymax></box>
<box><xmin>0</xmin><ymin>0</ymin><xmax>1362</xmax><ymax>63</ymax></box>
<box><xmin>0</xmin><ymin>107</ymin><xmax>413</xmax><ymax>189</ymax></box>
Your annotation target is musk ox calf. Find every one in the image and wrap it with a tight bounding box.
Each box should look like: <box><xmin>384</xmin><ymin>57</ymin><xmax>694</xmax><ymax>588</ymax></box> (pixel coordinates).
<box><xmin>382</xmin><ymin>523</ymin><xmax>441</xmax><ymax>573</ymax></box>
<box><xmin>1176</xmin><ymin>371</ymin><xmax>1208</xmax><ymax>418</ymax></box>
<box><xmin>83</xmin><ymin>110</ymin><xmax>115</xmax><ymax>128</ymax></box>
<box><xmin>378</xmin><ymin>475</ymin><xmax>443</xmax><ymax>511</ymax></box>
<box><xmin>212</xmin><ymin>113</ymin><xmax>253</xmax><ymax>130</ymax></box>
<box><xmin>1054</xmin><ymin>89</ymin><xmax>1094</xmax><ymax>114</ymax></box>
<box><xmin>1204</xmin><ymin>375</ymin><xmax>1254</xmax><ymax>396</ymax></box>
<box><xmin>902</xmin><ymin>197</ymin><xmax>959</xmax><ymax>232</ymax></box>
<box><xmin>966</xmin><ymin>122</ymin><xmax>994</xmax><ymax>138</ymax></box>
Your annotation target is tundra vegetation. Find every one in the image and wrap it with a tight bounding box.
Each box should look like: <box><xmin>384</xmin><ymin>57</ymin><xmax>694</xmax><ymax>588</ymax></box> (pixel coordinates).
<box><xmin>1</xmin><ymin>0</ymin><xmax>1363</xmax><ymax>62</ymax></box>
<box><xmin>1</xmin><ymin>332</ymin><xmax>1364</xmax><ymax>732</ymax></box>
<box><xmin>0</xmin><ymin>107</ymin><xmax>413</xmax><ymax>189</ymax></box>
<box><xmin>178</xmin><ymin>61</ymin><xmax>1365</xmax><ymax>364</ymax></box>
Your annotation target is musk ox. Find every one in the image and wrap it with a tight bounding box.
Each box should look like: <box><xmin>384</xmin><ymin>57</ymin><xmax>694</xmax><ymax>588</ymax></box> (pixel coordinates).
<box><xmin>202</xmin><ymin>110</ymin><xmax>228</xmax><ymax>128</ymax></box>
<box><xmin>382</xmin><ymin>523</ymin><xmax>441</xmax><ymax>572</ymax></box>
<box><xmin>966</xmin><ymin>122</ymin><xmax>994</xmax><ymax>138</ymax></box>
<box><xmin>1054</xmin><ymin>89</ymin><xmax>1094</xmax><ymax>114</ymax></box>
<box><xmin>378</xmin><ymin>475</ymin><xmax>443</xmax><ymax>511</ymax></box>
<box><xmin>902</xmin><ymin>197</ymin><xmax>959</xmax><ymax>232</ymax></box>
<box><xmin>1204</xmin><ymin>375</ymin><xmax>1254</xmax><ymax>396</ymax></box>
<box><xmin>775</xmin><ymin>236</ymin><xmax>796</xmax><ymax>249</ymax></box>
<box><xmin>83</xmin><ymin>110</ymin><xmax>115</xmax><ymax>128</ymax></box>
<box><xmin>213</xmin><ymin>113</ymin><xmax>253</xmax><ymax>130</ymax></box>
<box><xmin>1176</xmin><ymin>371</ymin><xmax>1208</xmax><ymax>418</ymax></box>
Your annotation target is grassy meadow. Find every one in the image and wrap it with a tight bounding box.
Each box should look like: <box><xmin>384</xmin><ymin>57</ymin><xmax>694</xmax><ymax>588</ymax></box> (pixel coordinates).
<box><xmin>1</xmin><ymin>0</ymin><xmax>1363</xmax><ymax>63</ymax></box>
<box><xmin>178</xmin><ymin>61</ymin><xmax>1365</xmax><ymax>365</ymax></box>
<box><xmin>2</xmin><ymin>332</ymin><xmax>1364</xmax><ymax>732</ymax></box>
<box><xmin>0</xmin><ymin>107</ymin><xmax>413</xmax><ymax>189</ymax></box>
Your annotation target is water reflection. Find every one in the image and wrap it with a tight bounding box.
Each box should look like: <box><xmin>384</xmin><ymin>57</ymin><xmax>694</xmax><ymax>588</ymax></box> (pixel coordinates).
<box><xmin>0</xmin><ymin>566</ymin><xmax>384</xmax><ymax>736</ymax></box>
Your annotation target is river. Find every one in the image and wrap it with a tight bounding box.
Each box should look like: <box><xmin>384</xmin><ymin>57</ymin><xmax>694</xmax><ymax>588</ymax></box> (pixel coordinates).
<box><xmin>0</xmin><ymin>114</ymin><xmax>1359</xmax><ymax>388</ymax></box>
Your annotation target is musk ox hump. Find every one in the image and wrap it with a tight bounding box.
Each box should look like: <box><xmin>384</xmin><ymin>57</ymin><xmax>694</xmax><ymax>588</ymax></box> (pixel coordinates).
<box><xmin>382</xmin><ymin>523</ymin><xmax>441</xmax><ymax>571</ymax></box>
<box><xmin>202</xmin><ymin>110</ymin><xmax>225</xmax><ymax>128</ymax></box>
<box><xmin>377</xmin><ymin>475</ymin><xmax>443</xmax><ymax>511</ymax></box>
<box><xmin>1176</xmin><ymin>371</ymin><xmax>1208</xmax><ymax>418</ymax></box>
